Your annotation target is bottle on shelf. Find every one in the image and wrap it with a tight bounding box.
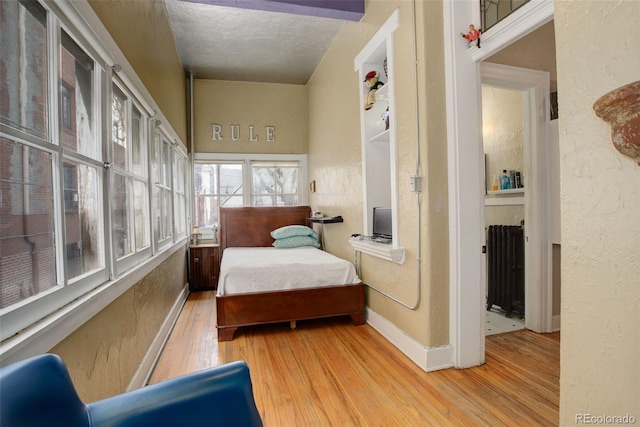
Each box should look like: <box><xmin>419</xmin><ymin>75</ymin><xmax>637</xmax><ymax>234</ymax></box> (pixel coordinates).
<box><xmin>491</xmin><ymin>175</ymin><xmax>499</xmax><ymax>191</ymax></box>
<box><xmin>500</xmin><ymin>170</ymin><xmax>511</xmax><ymax>190</ymax></box>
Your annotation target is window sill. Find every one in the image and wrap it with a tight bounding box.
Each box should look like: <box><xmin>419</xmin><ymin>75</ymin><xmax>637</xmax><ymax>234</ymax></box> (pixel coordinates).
<box><xmin>349</xmin><ymin>239</ymin><xmax>405</xmax><ymax>264</ymax></box>
<box><xmin>0</xmin><ymin>240</ymin><xmax>187</xmax><ymax>366</ymax></box>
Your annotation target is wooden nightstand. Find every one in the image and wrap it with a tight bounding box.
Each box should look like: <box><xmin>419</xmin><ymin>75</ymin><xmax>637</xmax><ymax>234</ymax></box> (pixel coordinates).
<box><xmin>188</xmin><ymin>244</ymin><xmax>220</xmax><ymax>291</ymax></box>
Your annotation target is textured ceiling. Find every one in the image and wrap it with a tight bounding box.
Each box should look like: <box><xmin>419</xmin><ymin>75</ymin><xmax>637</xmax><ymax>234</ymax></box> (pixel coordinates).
<box><xmin>165</xmin><ymin>0</ymin><xmax>352</xmax><ymax>84</ymax></box>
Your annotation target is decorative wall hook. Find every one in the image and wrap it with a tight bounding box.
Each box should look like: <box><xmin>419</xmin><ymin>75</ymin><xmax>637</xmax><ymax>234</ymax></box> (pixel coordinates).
<box><xmin>593</xmin><ymin>80</ymin><xmax>640</xmax><ymax>166</ymax></box>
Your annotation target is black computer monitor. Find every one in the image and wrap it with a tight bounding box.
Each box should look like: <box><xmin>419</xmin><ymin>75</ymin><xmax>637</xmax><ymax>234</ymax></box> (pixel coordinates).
<box><xmin>372</xmin><ymin>207</ymin><xmax>392</xmax><ymax>239</ymax></box>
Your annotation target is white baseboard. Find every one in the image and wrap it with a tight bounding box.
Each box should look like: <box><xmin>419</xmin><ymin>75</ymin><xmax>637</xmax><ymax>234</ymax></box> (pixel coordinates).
<box><xmin>127</xmin><ymin>285</ymin><xmax>190</xmax><ymax>390</ymax></box>
<box><xmin>366</xmin><ymin>308</ymin><xmax>453</xmax><ymax>372</ymax></box>
<box><xmin>552</xmin><ymin>314</ymin><xmax>561</xmax><ymax>332</ymax></box>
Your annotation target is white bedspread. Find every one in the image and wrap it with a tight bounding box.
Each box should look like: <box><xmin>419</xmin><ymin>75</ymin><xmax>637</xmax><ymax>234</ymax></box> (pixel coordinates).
<box><xmin>217</xmin><ymin>247</ymin><xmax>360</xmax><ymax>296</ymax></box>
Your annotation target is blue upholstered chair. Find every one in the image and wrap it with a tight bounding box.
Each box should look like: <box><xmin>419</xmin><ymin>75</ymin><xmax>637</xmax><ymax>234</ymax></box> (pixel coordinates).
<box><xmin>0</xmin><ymin>353</ymin><xmax>263</xmax><ymax>427</ymax></box>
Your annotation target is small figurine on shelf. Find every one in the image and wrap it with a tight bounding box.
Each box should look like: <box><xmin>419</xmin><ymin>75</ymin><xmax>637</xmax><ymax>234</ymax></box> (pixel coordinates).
<box><xmin>381</xmin><ymin>107</ymin><xmax>390</xmax><ymax>130</ymax></box>
<box><xmin>363</xmin><ymin>70</ymin><xmax>385</xmax><ymax>111</ymax></box>
<box><xmin>461</xmin><ymin>24</ymin><xmax>482</xmax><ymax>48</ymax></box>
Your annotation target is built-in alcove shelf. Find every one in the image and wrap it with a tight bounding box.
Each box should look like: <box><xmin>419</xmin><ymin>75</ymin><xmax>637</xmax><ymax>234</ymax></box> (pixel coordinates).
<box><xmin>370</xmin><ymin>129</ymin><xmax>390</xmax><ymax>142</ymax></box>
<box><xmin>349</xmin><ymin>239</ymin><xmax>405</xmax><ymax>264</ymax></box>
<box><xmin>485</xmin><ymin>188</ymin><xmax>525</xmax><ymax>206</ymax></box>
<box><xmin>354</xmin><ymin>10</ymin><xmax>400</xmax><ymax>264</ymax></box>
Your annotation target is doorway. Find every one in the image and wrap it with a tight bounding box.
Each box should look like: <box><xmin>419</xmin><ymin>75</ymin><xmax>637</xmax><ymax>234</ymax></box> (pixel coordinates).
<box><xmin>481</xmin><ymin>62</ymin><xmax>552</xmax><ymax>334</ymax></box>
<box><xmin>481</xmin><ymin>83</ymin><xmax>526</xmax><ymax>335</ymax></box>
<box><xmin>443</xmin><ymin>1</ymin><xmax>555</xmax><ymax>367</ymax></box>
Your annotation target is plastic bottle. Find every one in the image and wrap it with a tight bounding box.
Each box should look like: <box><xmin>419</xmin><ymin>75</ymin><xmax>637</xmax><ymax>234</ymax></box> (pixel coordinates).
<box><xmin>491</xmin><ymin>175</ymin><xmax>499</xmax><ymax>191</ymax></box>
<box><xmin>515</xmin><ymin>171</ymin><xmax>522</xmax><ymax>188</ymax></box>
<box><xmin>500</xmin><ymin>170</ymin><xmax>511</xmax><ymax>190</ymax></box>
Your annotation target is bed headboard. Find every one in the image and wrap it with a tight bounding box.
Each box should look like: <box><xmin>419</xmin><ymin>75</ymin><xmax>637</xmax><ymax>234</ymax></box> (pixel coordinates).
<box><xmin>219</xmin><ymin>206</ymin><xmax>312</xmax><ymax>252</ymax></box>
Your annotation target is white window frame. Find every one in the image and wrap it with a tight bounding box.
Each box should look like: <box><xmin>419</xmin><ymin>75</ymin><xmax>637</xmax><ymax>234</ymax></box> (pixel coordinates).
<box><xmin>192</xmin><ymin>153</ymin><xmax>308</xmax><ymax>236</ymax></box>
<box><xmin>152</xmin><ymin>129</ymin><xmax>175</xmax><ymax>251</ymax></box>
<box><xmin>1</xmin><ymin>0</ymin><xmax>189</xmax><ymax>364</ymax></box>
<box><xmin>109</xmin><ymin>79</ymin><xmax>152</xmax><ymax>275</ymax></box>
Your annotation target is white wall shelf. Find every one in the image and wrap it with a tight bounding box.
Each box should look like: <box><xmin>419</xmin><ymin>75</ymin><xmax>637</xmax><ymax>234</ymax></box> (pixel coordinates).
<box><xmin>487</xmin><ymin>188</ymin><xmax>524</xmax><ymax>195</ymax></box>
<box><xmin>349</xmin><ymin>239</ymin><xmax>405</xmax><ymax>264</ymax></box>
<box><xmin>370</xmin><ymin>129</ymin><xmax>390</xmax><ymax>142</ymax></box>
<box><xmin>485</xmin><ymin>188</ymin><xmax>525</xmax><ymax>206</ymax></box>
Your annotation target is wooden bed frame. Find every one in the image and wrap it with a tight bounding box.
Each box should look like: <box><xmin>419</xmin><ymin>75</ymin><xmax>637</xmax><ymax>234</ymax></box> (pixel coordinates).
<box><xmin>216</xmin><ymin>206</ymin><xmax>365</xmax><ymax>341</ymax></box>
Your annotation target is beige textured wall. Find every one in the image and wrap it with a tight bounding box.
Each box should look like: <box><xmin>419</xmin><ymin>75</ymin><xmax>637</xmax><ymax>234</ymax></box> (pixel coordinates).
<box><xmin>52</xmin><ymin>249</ymin><xmax>187</xmax><ymax>402</ymax></box>
<box><xmin>307</xmin><ymin>0</ymin><xmax>449</xmax><ymax>347</ymax></box>
<box><xmin>193</xmin><ymin>80</ymin><xmax>307</xmax><ymax>154</ymax></box>
<box><xmin>487</xmin><ymin>21</ymin><xmax>557</xmax><ymax>91</ymax></box>
<box><xmin>88</xmin><ymin>0</ymin><xmax>188</xmax><ymax>145</ymax></box>
<box><xmin>483</xmin><ymin>86</ymin><xmax>525</xmax><ymax>227</ymax></box>
<box><xmin>555</xmin><ymin>1</ymin><xmax>640</xmax><ymax>423</ymax></box>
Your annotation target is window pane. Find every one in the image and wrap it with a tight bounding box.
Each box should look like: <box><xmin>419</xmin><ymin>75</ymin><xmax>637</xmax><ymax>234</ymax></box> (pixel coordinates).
<box><xmin>64</xmin><ymin>161</ymin><xmax>103</xmax><ymax>279</ymax></box>
<box><xmin>278</xmin><ymin>167</ymin><xmax>298</xmax><ymax>194</ymax></box>
<box><xmin>252</xmin><ymin>167</ymin><xmax>274</xmax><ymax>196</ymax></box>
<box><xmin>194</xmin><ymin>163</ymin><xmax>217</xmax><ymax>196</ymax></box>
<box><xmin>221</xmin><ymin>195</ymin><xmax>243</xmax><ymax>207</ymax></box>
<box><xmin>113</xmin><ymin>173</ymin><xmax>130</xmax><ymax>258</ymax></box>
<box><xmin>252</xmin><ymin>165</ymin><xmax>298</xmax><ymax>206</ymax></box>
<box><xmin>163</xmin><ymin>188</ymin><xmax>171</xmax><ymax>239</ymax></box>
<box><xmin>1</xmin><ymin>138</ymin><xmax>57</xmax><ymax>309</ymax></box>
<box><xmin>194</xmin><ymin>195</ymin><xmax>219</xmax><ymax>228</ymax></box>
<box><xmin>112</xmin><ymin>85</ymin><xmax>128</xmax><ymax>169</ymax></box>
<box><xmin>0</xmin><ymin>0</ymin><xmax>48</xmax><ymax>139</ymax></box>
<box><xmin>173</xmin><ymin>155</ymin><xmax>185</xmax><ymax>235</ymax></box>
<box><xmin>131</xmin><ymin>106</ymin><xmax>146</xmax><ymax>177</ymax></box>
<box><xmin>133</xmin><ymin>180</ymin><xmax>149</xmax><ymax>249</ymax></box>
<box><xmin>220</xmin><ymin>164</ymin><xmax>242</xmax><ymax>197</ymax></box>
<box><xmin>60</xmin><ymin>30</ymin><xmax>96</xmax><ymax>159</ymax></box>
<box><xmin>154</xmin><ymin>189</ymin><xmax>161</xmax><ymax>243</ymax></box>
<box><xmin>161</xmin><ymin>139</ymin><xmax>170</xmax><ymax>185</ymax></box>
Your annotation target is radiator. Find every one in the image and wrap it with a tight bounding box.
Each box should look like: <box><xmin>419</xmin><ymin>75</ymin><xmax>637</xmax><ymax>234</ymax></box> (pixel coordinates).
<box><xmin>487</xmin><ymin>225</ymin><xmax>525</xmax><ymax>317</ymax></box>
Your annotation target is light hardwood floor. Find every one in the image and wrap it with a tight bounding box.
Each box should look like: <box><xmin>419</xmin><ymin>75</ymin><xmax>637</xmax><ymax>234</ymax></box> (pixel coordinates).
<box><xmin>150</xmin><ymin>291</ymin><xmax>559</xmax><ymax>426</ymax></box>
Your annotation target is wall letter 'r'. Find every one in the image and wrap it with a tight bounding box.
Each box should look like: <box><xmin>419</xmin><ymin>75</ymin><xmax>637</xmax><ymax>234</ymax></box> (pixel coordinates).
<box><xmin>212</xmin><ymin>124</ymin><xmax>222</xmax><ymax>140</ymax></box>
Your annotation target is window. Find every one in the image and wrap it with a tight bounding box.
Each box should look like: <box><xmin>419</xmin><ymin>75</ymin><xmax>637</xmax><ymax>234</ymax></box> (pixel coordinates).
<box><xmin>153</xmin><ymin>132</ymin><xmax>173</xmax><ymax>247</ymax></box>
<box><xmin>194</xmin><ymin>163</ymin><xmax>243</xmax><ymax>229</ymax></box>
<box><xmin>110</xmin><ymin>82</ymin><xmax>151</xmax><ymax>269</ymax></box>
<box><xmin>193</xmin><ymin>155</ymin><xmax>307</xmax><ymax>233</ymax></box>
<box><xmin>251</xmin><ymin>161</ymin><xmax>299</xmax><ymax>206</ymax></box>
<box><xmin>0</xmin><ymin>0</ymin><xmax>48</xmax><ymax>139</ymax></box>
<box><xmin>0</xmin><ymin>0</ymin><xmax>188</xmax><ymax>346</ymax></box>
<box><xmin>0</xmin><ymin>138</ymin><xmax>57</xmax><ymax>309</ymax></box>
<box><xmin>173</xmin><ymin>151</ymin><xmax>187</xmax><ymax>236</ymax></box>
<box><xmin>481</xmin><ymin>0</ymin><xmax>530</xmax><ymax>32</ymax></box>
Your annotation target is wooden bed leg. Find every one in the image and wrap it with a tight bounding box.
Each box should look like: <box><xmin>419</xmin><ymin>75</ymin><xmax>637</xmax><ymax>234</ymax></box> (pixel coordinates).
<box><xmin>290</xmin><ymin>320</ymin><xmax>297</xmax><ymax>330</ymax></box>
<box><xmin>350</xmin><ymin>313</ymin><xmax>366</xmax><ymax>325</ymax></box>
<box><xmin>217</xmin><ymin>327</ymin><xmax>238</xmax><ymax>342</ymax></box>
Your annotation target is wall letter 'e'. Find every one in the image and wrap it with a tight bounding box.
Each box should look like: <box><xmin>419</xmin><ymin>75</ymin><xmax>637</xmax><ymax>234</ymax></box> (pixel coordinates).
<box><xmin>265</xmin><ymin>126</ymin><xmax>275</xmax><ymax>143</ymax></box>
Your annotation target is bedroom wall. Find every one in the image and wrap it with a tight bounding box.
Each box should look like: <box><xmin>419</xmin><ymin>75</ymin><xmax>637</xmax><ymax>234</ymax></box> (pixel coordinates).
<box><xmin>306</xmin><ymin>0</ymin><xmax>449</xmax><ymax>347</ymax></box>
<box><xmin>49</xmin><ymin>1</ymin><xmax>189</xmax><ymax>402</ymax></box>
<box><xmin>193</xmin><ymin>79</ymin><xmax>307</xmax><ymax>154</ymax></box>
<box><xmin>52</xmin><ymin>250</ymin><xmax>187</xmax><ymax>402</ymax></box>
<box><xmin>555</xmin><ymin>0</ymin><xmax>640</xmax><ymax>422</ymax></box>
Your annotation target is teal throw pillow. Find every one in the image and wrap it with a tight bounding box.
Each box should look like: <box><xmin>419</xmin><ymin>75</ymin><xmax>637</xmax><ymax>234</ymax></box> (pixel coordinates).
<box><xmin>272</xmin><ymin>235</ymin><xmax>320</xmax><ymax>249</ymax></box>
<box><xmin>271</xmin><ymin>225</ymin><xmax>318</xmax><ymax>240</ymax></box>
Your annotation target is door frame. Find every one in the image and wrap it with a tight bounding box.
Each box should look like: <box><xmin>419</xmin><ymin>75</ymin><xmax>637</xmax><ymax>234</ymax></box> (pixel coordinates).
<box><xmin>481</xmin><ymin>62</ymin><xmax>552</xmax><ymax>334</ymax></box>
<box><xmin>443</xmin><ymin>0</ymin><xmax>554</xmax><ymax>368</ymax></box>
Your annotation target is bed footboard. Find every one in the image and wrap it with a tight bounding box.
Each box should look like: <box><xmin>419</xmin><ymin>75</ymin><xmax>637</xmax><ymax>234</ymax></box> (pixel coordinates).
<box><xmin>216</xmin><ymin>283</ymin><xmax>365</xmax><ymax>342</ymax></box>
